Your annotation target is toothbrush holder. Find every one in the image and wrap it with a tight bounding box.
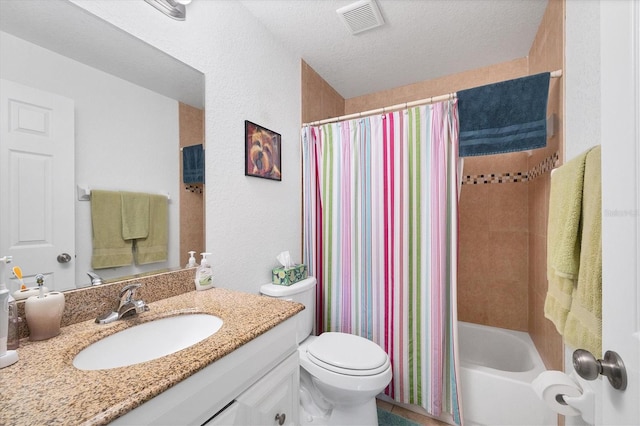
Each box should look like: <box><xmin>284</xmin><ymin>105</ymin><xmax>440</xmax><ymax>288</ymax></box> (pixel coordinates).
<box><xmin>25</xmin><ymin>292</ymin><xmax>65</xmax><ymax>341</ymax></box>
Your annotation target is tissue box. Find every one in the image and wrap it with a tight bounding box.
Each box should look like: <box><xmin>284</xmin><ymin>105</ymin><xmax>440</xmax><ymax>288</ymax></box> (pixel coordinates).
<box><xmin>272</xmin><ymin>264</ymin><xmax>308</xmax><ymax>286</ymax></box>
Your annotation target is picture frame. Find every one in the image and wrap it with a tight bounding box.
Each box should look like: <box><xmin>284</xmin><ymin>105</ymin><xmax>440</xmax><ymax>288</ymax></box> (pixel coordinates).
<box><xmin>245</xmin><ymin>120</ymin><xmax>282</xmax><ymax>181</ymax></box>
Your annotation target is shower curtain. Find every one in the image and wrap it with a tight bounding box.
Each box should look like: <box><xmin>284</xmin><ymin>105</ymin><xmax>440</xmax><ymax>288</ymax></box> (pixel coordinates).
<box><xmin>301</xmin><ymin>101</ymin><xmax>462</xmax><ymax>424</ymax></box>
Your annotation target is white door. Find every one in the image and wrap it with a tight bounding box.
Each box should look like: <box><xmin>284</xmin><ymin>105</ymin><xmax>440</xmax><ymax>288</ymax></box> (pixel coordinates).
<box><xmin>599</xmin><ymin>0</ymin><xmax>639</xmax><ymax>424</ymax></box>
<box><xmin>0</xmin><ymin>79</ymin><xmax>75</xmax><ymax>292</ymax></box>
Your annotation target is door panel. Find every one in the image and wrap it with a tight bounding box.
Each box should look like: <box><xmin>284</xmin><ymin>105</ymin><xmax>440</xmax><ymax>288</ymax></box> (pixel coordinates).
<box><xmin>600</xmin><ymin>1</ymin><xmax>639</xmax><ymax>424</ymax></box>
<box><xmin>0</xmin><ymin>79</ymin><xmax>75</xmax><ymax>291</ymax></box>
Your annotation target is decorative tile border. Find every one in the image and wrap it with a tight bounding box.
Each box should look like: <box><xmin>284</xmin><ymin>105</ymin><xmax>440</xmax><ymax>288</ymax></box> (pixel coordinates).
<box><xmin>461</xmin><ymin>151</ymin><xmax>559</xmax><ymax>185</ymax></box>
<box><xmin>462</xmin><ymin>171</ymin><xmax>528</xmax><ymax>184</ymax></box>
<box><xmin>528</xmin><ymin>151</ymin><xmax>559</xmax><ymax>180</ymax></box>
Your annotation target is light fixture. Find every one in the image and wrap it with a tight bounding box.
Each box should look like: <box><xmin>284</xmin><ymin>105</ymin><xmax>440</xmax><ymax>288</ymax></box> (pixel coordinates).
<box><xmin>145</xmin><ymin>0</ymin><xmax>190</xmax><ymax>21</ymax></box>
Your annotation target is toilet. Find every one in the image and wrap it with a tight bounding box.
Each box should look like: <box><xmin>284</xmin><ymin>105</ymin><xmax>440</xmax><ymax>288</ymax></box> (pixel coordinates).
<box><xmin>260</xmin><ymin>277</ymin><xmax>392</xmax><ymax>425</ymax></box>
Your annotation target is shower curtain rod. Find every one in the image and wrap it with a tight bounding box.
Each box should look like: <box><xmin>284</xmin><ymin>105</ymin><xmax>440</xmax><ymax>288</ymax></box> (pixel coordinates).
<box><xmin>302</xmin><ymin>69</ymin><xmax>563</xmax><ymax>127</ymax></box>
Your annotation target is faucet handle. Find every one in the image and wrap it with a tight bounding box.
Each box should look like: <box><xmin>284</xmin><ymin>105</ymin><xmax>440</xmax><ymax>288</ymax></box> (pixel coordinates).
<box><xmin>87</xmin><ymin>272</ymin><xmax>103</xmax><ymax>286</ymax></box>
<box><xmin>119</xmin><ymin>283</ymin><xmax>142</xmax><ymax>303</ymax></box>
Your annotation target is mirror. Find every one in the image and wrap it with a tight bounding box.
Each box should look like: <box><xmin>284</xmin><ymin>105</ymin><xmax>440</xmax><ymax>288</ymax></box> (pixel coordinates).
<box><xmin>0</xmin><ymin>0</ymin><xmax>204</xmax><ymax>290</ymax></box>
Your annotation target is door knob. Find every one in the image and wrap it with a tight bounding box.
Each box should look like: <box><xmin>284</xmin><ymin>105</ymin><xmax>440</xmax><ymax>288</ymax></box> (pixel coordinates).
<box><xmin>573</xmin><ymin>349</ymin><xmax>627</xmax><ymax>390</ymax></box>
<box><xmin>57</xmin><ymin>253</ymin><xmax>72</xmax><ymax>263</ymax></box>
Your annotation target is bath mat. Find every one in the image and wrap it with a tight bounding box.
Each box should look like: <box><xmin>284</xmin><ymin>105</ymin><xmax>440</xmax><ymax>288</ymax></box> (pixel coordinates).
<box><xmin>377</xmin><ymin>408</ymin><xmax>421</xmax><ymax>426</ymax></box>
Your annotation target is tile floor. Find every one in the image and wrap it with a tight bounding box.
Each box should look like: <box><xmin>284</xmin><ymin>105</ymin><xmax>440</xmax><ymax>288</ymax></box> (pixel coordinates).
<box><xmin>376</xmin><ymin>398</ymin><xmax>449</xmax><ymax>426</ymax></box>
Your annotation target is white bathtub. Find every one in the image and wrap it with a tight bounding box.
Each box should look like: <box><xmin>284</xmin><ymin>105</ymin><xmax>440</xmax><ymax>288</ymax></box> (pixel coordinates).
<box><xmin>458</xmin><ymin>322</ymin><xmax>555</xmax><ymax>426</ymax></box>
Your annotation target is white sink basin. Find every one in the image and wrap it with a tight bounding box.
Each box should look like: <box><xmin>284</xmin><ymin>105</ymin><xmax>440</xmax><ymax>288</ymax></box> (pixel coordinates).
<box><xmin>73</xmin><ymin>314</ymin><xmax>223</xmax><ymax>370</ymax></box>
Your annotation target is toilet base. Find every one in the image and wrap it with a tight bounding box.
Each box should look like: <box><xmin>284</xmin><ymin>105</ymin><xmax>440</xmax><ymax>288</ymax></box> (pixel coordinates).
<box><xmin>300</xmin><ymin>398</ymin><xmax>377</xmax><ymax>426</ymax></box>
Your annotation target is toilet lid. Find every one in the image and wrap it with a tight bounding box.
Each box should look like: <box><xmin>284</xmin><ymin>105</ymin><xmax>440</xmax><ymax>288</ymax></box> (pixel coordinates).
<box><xmin>306</xmin><ymin>332</ymin><xmax>390</xmax><ymax>376</ymax></box>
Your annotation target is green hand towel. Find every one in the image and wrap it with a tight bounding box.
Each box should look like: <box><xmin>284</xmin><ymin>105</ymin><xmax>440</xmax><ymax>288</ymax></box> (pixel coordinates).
<box><xmin>564</xmin><ymin>146</ymin><xmax>602</xmax><ymax>357</ymax></box>
<box><xmin>544</xmin><ymin>147</ymin><xmax>590</xmax><ymax>334</ymax></box>
<box><xmin>121</xmin><ymin>191</ymin><xmax>150</xmax><ymax>240</ymax></box>
<box><xmin>135</xmin><ymin>194</ymin><xmax>168</xmax><ymax>265</ymax></box>
<box><xmin>91</xmin><ymin>190</ymin><xmax>133</xmax><ymax>269</ymax></box>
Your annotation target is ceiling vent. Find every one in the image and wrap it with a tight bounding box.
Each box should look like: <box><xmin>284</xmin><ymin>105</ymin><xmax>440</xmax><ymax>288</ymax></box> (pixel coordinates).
<box><xmin>337</xmin><ymin>0</ymin><xmax>385</xmax><ymax>35</ymax></box>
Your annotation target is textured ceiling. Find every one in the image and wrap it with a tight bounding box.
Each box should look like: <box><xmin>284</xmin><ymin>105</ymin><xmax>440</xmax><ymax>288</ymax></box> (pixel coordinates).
<box><xmin>0</xmin><ymin>0</ymin><xmax>204</xmax><ymax>109</ymax></box>
<box><xmin>240</xmin><ymin>0</ymin><xmax>549</xmax><ymax>99</ymax></box>
<box><xmin>0</xmin><ymin>0</ymin><xmax>548</xmax><ymax>105</ymax></box>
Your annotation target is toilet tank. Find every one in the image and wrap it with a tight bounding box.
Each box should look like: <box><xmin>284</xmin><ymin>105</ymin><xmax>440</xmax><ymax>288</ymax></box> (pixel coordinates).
<box><xmin>260</xmin><ymin>276</ymin><xmax>316</xmax><ymax>344</ymax></box>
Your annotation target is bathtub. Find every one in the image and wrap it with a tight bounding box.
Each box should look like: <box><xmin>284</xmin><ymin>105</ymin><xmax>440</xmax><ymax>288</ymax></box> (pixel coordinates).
<box><xmin>458</xmin><ymin>322</ymin><xmax>555</xmax><ymax>426</ymax></box>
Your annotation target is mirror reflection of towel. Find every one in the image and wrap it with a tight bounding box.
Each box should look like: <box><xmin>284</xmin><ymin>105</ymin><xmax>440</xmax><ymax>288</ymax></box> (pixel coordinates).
<box><xmin>135</xmin><ymin>194</ymin><xmax>168</xmax><ymax>265</ymax></box>
<box><xmin>91</xmin><ymin>190</ymin><xmax>133</xmax><ymax>269</ymax></box>
<box><xmin>121</xmin><ymin>192</ymin><xmax>150</xmax><ymax>240</ymax></box>
<box><xmin>183</xmin><ymin>144</ymin><xmax>204</xmax><ymax>184</ymax></box>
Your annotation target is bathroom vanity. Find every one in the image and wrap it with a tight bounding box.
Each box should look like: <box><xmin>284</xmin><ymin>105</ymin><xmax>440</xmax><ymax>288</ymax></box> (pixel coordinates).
<box><xmin>0</xmin><ymin>288</ymin><xmax>303</xmax><ymax>425</ymax></box>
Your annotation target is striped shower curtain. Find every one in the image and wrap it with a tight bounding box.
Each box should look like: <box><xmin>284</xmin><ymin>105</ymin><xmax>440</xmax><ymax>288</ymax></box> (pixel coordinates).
<box><xmin>301</xmin><ymin>101</ymin><xmax>462</xmax><ymax>424</ymax></box>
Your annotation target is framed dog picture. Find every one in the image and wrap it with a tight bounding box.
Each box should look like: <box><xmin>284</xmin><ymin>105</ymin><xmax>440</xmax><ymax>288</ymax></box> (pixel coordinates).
<box><xmin>245</xmin><ymin>120</ymin><xmax>281</xmax><ymax>181</ymax></box>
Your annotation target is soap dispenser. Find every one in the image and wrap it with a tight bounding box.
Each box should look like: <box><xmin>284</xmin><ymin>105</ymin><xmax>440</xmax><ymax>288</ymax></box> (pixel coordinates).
<box><xmin>25</xmin><ymin>274</ymin><xmax>65</xmax><ymax>341</ymax></box>
<box><xmin>194</xmin><ymin>253</ymin><xmax>213</xmax><ymax>291</ymax></box>
<box><xmin>185</xmin><ymin>251</ymin><xmax>198</xmax><ymax>268</ymax></box>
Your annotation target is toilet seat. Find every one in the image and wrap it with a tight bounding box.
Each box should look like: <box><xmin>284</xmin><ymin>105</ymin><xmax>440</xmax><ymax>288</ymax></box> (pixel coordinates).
<box><xmin>306</xmin><ymin>332</ymin><xmax>390</xmax><ymax>376</ymax></box>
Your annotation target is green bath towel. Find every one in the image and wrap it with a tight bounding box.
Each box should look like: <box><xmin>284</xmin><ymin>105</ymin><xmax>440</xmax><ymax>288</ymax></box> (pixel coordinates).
<box><xmin>91</xmin><ymin>190</ymin><xmax>133</xmax><ymax>269</ymax></box>
<box><xmin>135</xmin><ymin>194</ymin><xmax>168</xmax><ymax>265</ymax></box>
<box><xmin>121</xmin><ymin>191</ymin><xmax>150</xmax><ymax>240</ymax></box>
<box><xmin>544</xmin><ymin>148</ymin><xmax>590</xmax><ymax>334</ymax></box>
<box><xmin>564</xmin><ymin>146</ymin><xmax>602</xmax><ymax>357</ymax></box>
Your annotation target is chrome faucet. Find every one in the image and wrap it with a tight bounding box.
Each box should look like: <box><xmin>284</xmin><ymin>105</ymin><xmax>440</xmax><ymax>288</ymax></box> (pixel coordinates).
<box><xmin>117</xmin><ymin>284</ymin><xmax>149</xmax><ymax>318</ymax></box>
<box><xmin>95</xmin><ymin>283</ymin><xmax>149</xmax><ymax>324</ymax></box>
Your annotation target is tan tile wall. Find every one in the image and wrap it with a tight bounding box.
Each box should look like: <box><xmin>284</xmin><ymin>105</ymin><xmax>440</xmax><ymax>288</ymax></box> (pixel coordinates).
<box><xmin>179</xmin><ymin>103</ymin><xmax>205</xmax><ymax>268</ymax></box>
<box><xmin>458</xmin><ymin>153</ymin><xmax>530</xmax><ymax>330</ymax></box>
<box><xmin>527</xmin><ymin>0</ymin><xmax>565</xmax><ymax>372</ymax></box>
<box><xmin>301</xmin><ymin>60</ymin><xmax>345</xmax><ymax>123</ymax></box>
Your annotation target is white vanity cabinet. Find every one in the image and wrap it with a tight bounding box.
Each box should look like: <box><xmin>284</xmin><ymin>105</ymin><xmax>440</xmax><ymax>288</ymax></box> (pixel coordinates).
<box><xmin>206</xmin><ymin>352</ymin><xmax>298</xmax><ymax>425</ymax></box>
<box><xmin>112</xmin><ymin>316</ymin><xmax>299</xmax><ymax>426</ymax></box>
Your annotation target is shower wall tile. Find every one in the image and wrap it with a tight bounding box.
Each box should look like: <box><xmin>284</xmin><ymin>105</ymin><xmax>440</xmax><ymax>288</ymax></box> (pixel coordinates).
<box><xmin>302</xmin><ymin>60</ymin><xmax>345</xmax><ymax>123</ymax></box>
<box><xmin>528</xmin><ymin>0</ymin><xmax>564</xmax><ymax>372</ymax></box>
<box><xmin>179</xmin><ymin>103</ymin><xmax>205</xmax><ymax>269</ymax></box>
<box><xmin>461</xmin><ymin>152</ymin><xmax>558</xmax><ymax>185</ymax></box>
<box><xmin>490</xmin><ymin>184</ymin><xmax>529</xmax><ymax>232</ymax></box>
<box><xmin>458</xmin><ymin>184</ymin><xmax>491</xmax><ymax>230</ymax></box>
<box><xmin>529</xmin><ymin>172</ymin><xmax>562</xmax><ymax>371</ymax></box>
<box><xmin>458</xmin><ymin>177</ymin><xmax>529</xmax><ymax>331</ymax></box>
<box><xmin>489</xmin><ymin>278</ymin><xmax>528</xmax><ymax>329</ymax></box>
<box><xmin>490</xmin><ymin>230</ymin><xmax>528</xmax><ymax>284</ymax></box>
<box><xmin>458</xmin><ymin>277</ymin><xmax>490</xmax><ymax>325</ymax></box>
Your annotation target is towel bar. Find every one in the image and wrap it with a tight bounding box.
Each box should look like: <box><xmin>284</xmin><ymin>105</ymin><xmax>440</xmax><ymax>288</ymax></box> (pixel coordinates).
<box><xmin>77</xmin><ymin>185</ymin><xmax>170</xmax><ymax>201</ymax></box>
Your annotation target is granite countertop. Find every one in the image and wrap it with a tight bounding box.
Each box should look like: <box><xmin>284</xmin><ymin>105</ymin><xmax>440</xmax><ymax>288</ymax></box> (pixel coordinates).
<box><xmin>1</xmin><ymin>288</ymin><xmax>304</xmax><ymax>426</ymax></box>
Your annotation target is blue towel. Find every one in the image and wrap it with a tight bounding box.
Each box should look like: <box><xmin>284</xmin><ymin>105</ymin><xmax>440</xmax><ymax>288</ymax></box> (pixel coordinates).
<box><xmin>457</xmin><ymin>72</ymin><xmax>550</xmax><ymax>157</ymax></box>
<box><xmin>182</xmin><ymin>144</ymin><xmax>204</xmax><ymax>184</ymax></box>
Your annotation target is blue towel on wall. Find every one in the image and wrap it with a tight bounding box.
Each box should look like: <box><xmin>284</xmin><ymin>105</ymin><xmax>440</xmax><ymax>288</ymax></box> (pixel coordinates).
<box><xmin>457</xmin><ymin>72</ymin><xmax>550</xmax><ymax>157</ymax></box>
<box><xmin>182</xmin><ymin>144</ymin><xmax>204</xmax><ymax>184</ymax></box>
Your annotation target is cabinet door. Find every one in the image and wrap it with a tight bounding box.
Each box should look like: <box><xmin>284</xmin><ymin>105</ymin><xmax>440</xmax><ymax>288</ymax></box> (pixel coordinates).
<box><xmin>203</xmin><ymin>401</ymin><xmax>244</xmax><ymax>426</ymax></box>
<box><xmin>236</xmin><ymin>352</ymin><xmax>299</xmax><ymax>426</ymax></box>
